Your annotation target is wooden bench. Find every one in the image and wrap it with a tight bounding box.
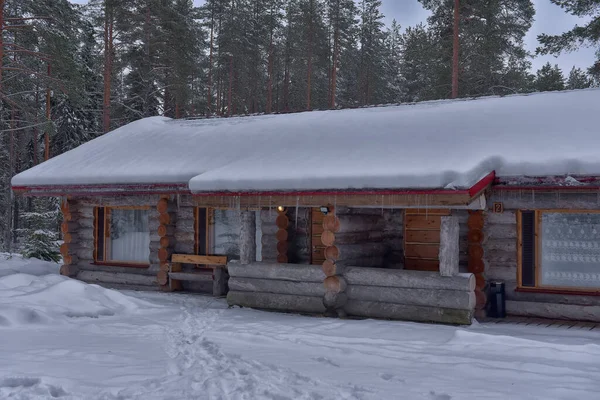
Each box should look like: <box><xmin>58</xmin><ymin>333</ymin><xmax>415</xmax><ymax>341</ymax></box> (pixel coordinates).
<box><xmin>168</xmin><ymin>254</ymin><xmax>228</xmax><ymax>296</ymax></box>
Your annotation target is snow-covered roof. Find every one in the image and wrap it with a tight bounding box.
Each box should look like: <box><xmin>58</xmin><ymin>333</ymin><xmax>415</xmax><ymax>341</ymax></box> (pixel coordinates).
<box><xmin>11</xmin><ymin>88</ymin><xmax>600</xmax><ymax>194</ymax></box>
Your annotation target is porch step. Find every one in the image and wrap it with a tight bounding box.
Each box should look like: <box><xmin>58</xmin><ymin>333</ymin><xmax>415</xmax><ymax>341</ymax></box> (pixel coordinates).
<box><xmin>168</xmin><ymin>271</ymin><xmax>213</xmax><ymax>282</ymax></box>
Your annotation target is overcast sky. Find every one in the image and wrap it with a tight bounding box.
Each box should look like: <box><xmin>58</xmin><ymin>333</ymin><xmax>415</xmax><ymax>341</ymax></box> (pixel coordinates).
<box><xmin>71</xmin><ymin>0</ymin><xmax>596</xmax><ymax>73</ymax></box>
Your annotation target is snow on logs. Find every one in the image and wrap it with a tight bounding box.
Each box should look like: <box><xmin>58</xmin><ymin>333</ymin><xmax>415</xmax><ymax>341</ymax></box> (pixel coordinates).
<box><xmin>59</xmin><ymin>199</ymin><xmax>80</xmax><ymax>277</ymax></box>
<box><xmin>227</xmin><ymin>261</ymin><xmax>326</xmax><ymax>314</ymax></box>
<box><xmin>344</xmin><ymin>267</ymin><xmax>474</xmax><ymax>324</ymax></box>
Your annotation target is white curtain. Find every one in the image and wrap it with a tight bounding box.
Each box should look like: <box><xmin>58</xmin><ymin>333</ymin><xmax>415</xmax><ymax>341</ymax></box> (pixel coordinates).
<box><xmin>541</xmin><ymin>213</ymin><xmax>600</xmax><ymax>288</ymax></box>
<box><xmin>108</xmin><ymin>209</ymin><xmax>150</xmax><ymax>263</ymax></box>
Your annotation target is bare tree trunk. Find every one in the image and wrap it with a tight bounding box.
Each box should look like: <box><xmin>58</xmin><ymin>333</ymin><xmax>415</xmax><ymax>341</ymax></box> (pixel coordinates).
<box><xmin>306</xmin><ymin>0</ymin><xmax>314</xmax><ymax>111</ymax></box>
<box><xmin>452</xmin><ymin>0</ymin><xmax>460</xmax><ymax>99</ymax></box>
<box><xmin>330</xmin><ymin>4</ymin><xmax>339</xmax><ymax>109</ymax></box>
<box><xmin>103</xmin><ymin>4</ymin><xmax>113</xmax><ymax>133</ymax></box>
<box><xmin>44</xmin><ymin>62</ymin><xmax>51</xmax><ymax>160</ymax></box>
<box><xmin>228</xmin><ymin>54</ymin><xmax>233</xmax><ymax>117</ymax></box>
<box><xmin>207</xmin><ymin>5</ymin><xmax>214</xmax><ymax>116</ymax></box>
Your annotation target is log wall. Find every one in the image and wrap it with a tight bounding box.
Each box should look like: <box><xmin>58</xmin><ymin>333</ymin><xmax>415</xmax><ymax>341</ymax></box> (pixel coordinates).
<box><xmin>227</xmin><ymin>261</ymin><xmax>327</xmax><ymax>314</ymax></box>
<box><xmin>484</xmin><ymin>190</ymin><xmax>600</xmax><ymax>322</ymax></box>
<box><xmin>227</xmin><ymin>261</ymin><xmax>475</xmax><ymax>324</ymax></box>
<box><xmin>67</xmin><ymin>195</ymin><xmax>161</xmax><ymax>290</ymax></box>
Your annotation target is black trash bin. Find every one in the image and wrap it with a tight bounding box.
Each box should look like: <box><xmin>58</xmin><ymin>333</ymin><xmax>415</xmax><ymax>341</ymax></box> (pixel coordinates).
<box><xmin>489</xmin><ymin>281</ymin><xmax>506</xmax><ymax>318</ymax></box>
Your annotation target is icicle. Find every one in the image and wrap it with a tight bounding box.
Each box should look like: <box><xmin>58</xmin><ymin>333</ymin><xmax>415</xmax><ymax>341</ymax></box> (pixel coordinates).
<box><xmin>269</xmin><ymin>196</ymin><xmax>272</xmax><ymax>218</ymax></box>
<box><xmin>295</xmin><ymin>196</ymin><xmax>299</xmax><ymax>229</ymax></box>
<box><xmin>382</xmin><ymin>194</ymin><xmax>384</xmax><ymax>215</ymax></box>
<box><xmin>177</xmin><ymin>194</ymin><xmax>181</xmax><ymax>211</ymax></box>
<box><xmin>532</xmin><ymin>190</ymin><xmax>535</xmax><ymax>205</ymax></box>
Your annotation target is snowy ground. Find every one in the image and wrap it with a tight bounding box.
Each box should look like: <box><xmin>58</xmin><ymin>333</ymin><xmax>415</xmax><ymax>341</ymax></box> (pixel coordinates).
<box><xmin>1</xmin><ymin>254</ymin><xmax>599</xmax><ymax>400</ymax></box>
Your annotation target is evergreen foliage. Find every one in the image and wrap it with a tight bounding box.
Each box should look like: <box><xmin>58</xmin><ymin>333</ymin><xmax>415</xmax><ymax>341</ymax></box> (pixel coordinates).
<box><xmin>20</xmin><ymin>199</ymin><xmax>61</xmax><ymax>262</ymax></box>
<box><xmin>0</xmin><ymin>0</ymin><xmax>595</xmax><ymax>251</ymax></box>
<box><xmin>535</xmin><ymin>62</ymin><xmax>566</xmax><ymax>92</ymax></box>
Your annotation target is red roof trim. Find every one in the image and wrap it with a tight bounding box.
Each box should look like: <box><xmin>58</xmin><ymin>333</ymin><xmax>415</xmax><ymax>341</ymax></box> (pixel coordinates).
<box><xmin>468</xmin><ymin>171</ymin><xmax>496</xmax><ymax>197</ymax></box>
<box><xmin>12</xmin><ymin>183</ymin><xmax>190</xmax><ymax>197</ymax></box>
<box><xmin>13</xmin><ymin>172</ymin><xmax>497</xmax><ymax>198</ymax></box>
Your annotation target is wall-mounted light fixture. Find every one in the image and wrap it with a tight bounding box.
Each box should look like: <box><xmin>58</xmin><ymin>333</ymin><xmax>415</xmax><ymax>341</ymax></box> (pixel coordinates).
<box><xmin>320</xmin><ymin>206</ymin><xmax>329</xmax><ymax>215</ymax></box>
<box><xmin>277</xmin><ymin>206</ymin><xmax>287</xmax><ymax>213</ymax></box>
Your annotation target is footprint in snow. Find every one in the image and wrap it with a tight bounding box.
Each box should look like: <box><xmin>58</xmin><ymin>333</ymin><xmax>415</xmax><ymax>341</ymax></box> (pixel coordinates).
<box><xmin>311</xmin><ymin>356</ymin><xmax>340</xmax><ymax>367</ymax></box>
<box><xmin>378</xmin><ymin>373</ymin><xmax>406</xmax><ymax>383</ymax></box>
<box><xmin>429</xmin><ymin>391</ymin><xmax>452</xmax><ymax>400</ymax></box>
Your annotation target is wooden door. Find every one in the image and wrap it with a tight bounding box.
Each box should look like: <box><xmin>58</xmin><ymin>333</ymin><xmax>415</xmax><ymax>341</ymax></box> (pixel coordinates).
<box><xmin>310</xmin><ymin>208</ymin><xmax>326</xmax><ymax>265</ymax></box>
<box><xmin>404</xmin><ymin>209</ymin><xmax>450</xmax><ymax>271</ymax></box>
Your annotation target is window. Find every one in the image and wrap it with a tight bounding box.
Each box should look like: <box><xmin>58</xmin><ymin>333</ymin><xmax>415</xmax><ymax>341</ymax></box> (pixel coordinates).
<box><xmin>94</xmin><ymin>207</ymin><xmax>150</xmax><ymax>265</ymax></box>
<box><xmin>519</xmin><ymin>210</ymin><xmax>600</xmax><ymax>292</ymax></box>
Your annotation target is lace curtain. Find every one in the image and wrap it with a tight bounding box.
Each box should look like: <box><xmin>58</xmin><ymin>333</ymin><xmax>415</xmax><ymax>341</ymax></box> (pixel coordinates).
<box><xmin>107</xmin><ymin>209</ymin><xmax>150</xmax><ymax>263</ymax></box>
<box><xmin>540</xmin><ymin>212</ymin><xmax>600</xmax><ymax>288</ymax></box>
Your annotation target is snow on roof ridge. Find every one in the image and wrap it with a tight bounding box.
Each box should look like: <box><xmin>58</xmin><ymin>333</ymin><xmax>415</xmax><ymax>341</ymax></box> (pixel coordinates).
<box><xmin>11</xmin><ymin>88</ymin><xmax>600</xmax><ymax>193</ymax></box>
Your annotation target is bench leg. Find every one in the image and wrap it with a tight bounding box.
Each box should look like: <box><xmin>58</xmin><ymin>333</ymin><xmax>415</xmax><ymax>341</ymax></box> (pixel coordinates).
<box><xmin>213</xmin><ymin>268</ymin><xmax>229</xmax><ymax>297</ymax></box>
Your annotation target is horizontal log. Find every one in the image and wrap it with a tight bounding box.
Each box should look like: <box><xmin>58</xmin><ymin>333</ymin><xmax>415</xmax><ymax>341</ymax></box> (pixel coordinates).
<box><xmin>61</xmin><ymin>221</ymin><xmax>79</xmax><ymax>234</ymax></box>
<box><xmin>485</xmin><ymin>238</ymin><xmax>516</xmax><ymax>253</ymax></box>
<box><xmin>63</xmin><ymin>255</ymin><xmax>78</xmax><ymax>265</ymax></box>
<box><xmin>72</xmin><ymin>249</ymin><xmax>93</xmax><ymax>260</ymax></box>
<box><xmin>77</xmin><ymin>196</ymin><xmax>158</xmax><ymax>207</ymax></box>
<box><xmin>484</xmin><ymin>224</ymin><xmax>517</xmax><ymax>240</ymax></box>
<box><xmin>347</xmin><ymin>285</ymin><xmax>475</xmax><ymax>310</ymax></box>
<box><xmin>486</xmin><ymin>265</ymin><xmax>517</xmax><ymax>282</ymax></box>
<box><xmin>485</xmin><ymin>249</ymin><xmax>517</xmax><ymax>265</ymax></box>
<box><xmin>60</xmin><ymin>264</ymin><xmax>79</xmax><ymax>277</ymax></box>
<box><xmin>506</xmin><ymin>300</ymin><xmax>600</xmax><ymax>322</ymax></box>
<box><xmin>334</xmin><ymin>214</ymin><xmax>383</xmax><ymax>234</ymax></box>
<box><xmin>78</xmin><ymin>228</ymin><xmax>95</xmax><ymax>241</ymax></box>
<box><xmin>175</xmin><ymin>206</ymin><xmax>195</xmax><ymax>220</ymax></box>
<box><xmin>227</xmin><ymin>291</ymin><xmax>326</xmax><ymax>314</ymax></box>
<box><xmin>174</xmin><ymin>241</ymin><xmax>195</xmax><ymax>254</ymax></box>
<box><xmin>228</xmin><ymin>261</ymin><xmax>325</xmax><ymax>283</ymax></box>
<box><xmin>484</xmin><ymin>210</ymin><xmax>517</xmax><ymax>225</ymax></box>
<box><xmin>334</xmin><ymin>231</ymin><xmax>384</xmax><ymax>245</ymax></box>
<box><xmin>504</xmin><ymin>283</ymin><xmax>600</xmax><ymax>306</ymax></box>
<box><xmin>176</xmin><ymin>219</ymin><xmax>195</xmax><ymax>233</ymax></box>
<box><xmin>324</xmin><ymin>292</ymin><xmax>347</xmax><ymax>309</ymax></box>
<box><xmin>228</xmin><ymin>277</ymin><xmax>325</xmax><ymax>297</ymax></box>
<box><xmin>344</xmin><ymin>267</ymin><xmax>475</xmax><ymax>291</ymax></box>
<box><xmin>345</xmin><ymin>300</ymin><xmax>473</xmax><ymax>325</ymax></box>
<box><xmin>337</xmin><ymin>207</ymin><xmax>390</xmax><ymax>216</ymax></box>
<box><xmin>76</xmin><ymin>218</ymin><xmax>95</xmax><ymax>229</ymax></box>
<box><xmin>169</xmin><ymin>271</ymin><xmax>213</xmax><ymax>282</ymax></box>
<box><xmin>76</xmin><ymin>270</ymin><xmax>157</xmax><ymax>286</ymax></box>
<box><xmin>341</xmin><ymin>256</ymin><xmax>385</xmax><ymax>268</ymax></box>
<box><xmin>336</xmin><ymin>243</ymin><xmax>387</xmax><ymax>261</ymax></box>
<box><xmin>261</xmin><ymin>223</ymin><xmax>279</xmax><ymax>236</ymax></box>
<box><xmin>77</xmin><ymin>262</ymin><xmax>154</xmax><ymax>275</ymax></box>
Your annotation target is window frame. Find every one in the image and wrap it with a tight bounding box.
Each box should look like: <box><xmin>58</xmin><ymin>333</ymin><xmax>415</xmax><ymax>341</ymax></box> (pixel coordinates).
<box><xmin>517</xmin><ymin>209</ymin><xmax>600</xmax><ymax>295</ymax></box>
<box><xmin>194</xmin><ymin>207</ymin><xmax>214</xmax><ymax>256</ymax></box>
<box><xmin>93</xmin><ymin>205</ymin><xmax>151</xmax><ymax>268</ymax></box>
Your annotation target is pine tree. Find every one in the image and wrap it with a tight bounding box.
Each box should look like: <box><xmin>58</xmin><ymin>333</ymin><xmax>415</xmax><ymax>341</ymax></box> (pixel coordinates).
<box><xmin>420</xmin><ymin>0</ymin><xmax>535</xmax><ymax>98</ymax></box>
<box><xmin>535</xmin><ymin>62</ymin><xmax>566</xmax><ymax>92</ymax></box>
<box><xmin>20</xmin><ymin>198</ymin><xmax>61</xmax><ymax>262</ymax></box>
<box><xmin>358</xmin><ymin>0</ymin><xmax>387</xmax><ymax>105</ymax></box>
<box><xmin>566</xmin><ymin>66</ymin><xmax>593</xmax><ymax>89</ymax></box>
<box><xmin>400</xmin><ymin>23</ymin><xmax>439</xmax><ymax>102</ymax></box>
<box><xmin>537</xmin><ymin>0</ymin><xmax>600</xmax><ymax>76</ymax></box>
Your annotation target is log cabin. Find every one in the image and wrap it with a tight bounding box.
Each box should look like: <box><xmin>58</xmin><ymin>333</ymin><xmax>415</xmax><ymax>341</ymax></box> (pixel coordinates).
<box><xmin>11</xmin><ymin>88</ymin><xmax>600</xmax><ymax>325</ymax></box>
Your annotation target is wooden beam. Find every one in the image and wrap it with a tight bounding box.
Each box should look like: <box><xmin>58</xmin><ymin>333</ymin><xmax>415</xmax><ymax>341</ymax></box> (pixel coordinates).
<box><xmin>171</xmin><ymin>254</ymin><xmax>227</xmax><ymax>266</ymax></box>
<box><xmin>195</xmin><ymin>193</ymin><xmax>473</xmax><ymax>209</ymax></box>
